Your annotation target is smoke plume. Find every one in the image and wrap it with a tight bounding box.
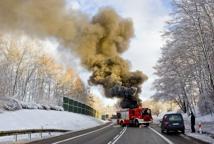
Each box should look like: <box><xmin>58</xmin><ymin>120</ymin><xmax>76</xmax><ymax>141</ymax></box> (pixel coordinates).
<box><xmin>0</xmin><ymin>0</ymin><xmax>148</xmax><ymax>108</ymax></box>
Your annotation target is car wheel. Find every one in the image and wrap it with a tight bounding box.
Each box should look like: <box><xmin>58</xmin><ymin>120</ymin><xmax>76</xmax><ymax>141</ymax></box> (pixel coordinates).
<box><xmin>130</xmin><ymin>119</ymin><xmax>134</xmax><ymax>127</ymax></box>
<box><xmin>161</xmin><ymin>129</ymin><xmax>164</xmax><ymax>133</ymax></box>
<box><xmin>145</xmin><ymin>123</ymin><xmax>149</xmax><ymax>127</ymax></box>
<box><xmin>181</xmin><ymin>129</ymin><xmax>185</xmax><ymax>134</ymax></box>
<box><xmin>135</xmin><ymin>120</ymin><xmax>139</xmax><ymax>127</ymax></box>
<box><xmin>166</xmin><ymin>129</ymin><xmax>170</xmax><ymax>134</ymax></box>
<box><xmin>120</xmin><ymin>121</ymin><xmax>124</xmax><ymax>127</ymax></box>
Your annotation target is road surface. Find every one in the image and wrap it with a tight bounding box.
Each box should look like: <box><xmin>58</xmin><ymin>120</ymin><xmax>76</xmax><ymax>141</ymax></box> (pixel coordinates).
<box><xmin>28</xmin><ymin>123</ymin><xmax>208</xmax><ymax>144</ymax></box>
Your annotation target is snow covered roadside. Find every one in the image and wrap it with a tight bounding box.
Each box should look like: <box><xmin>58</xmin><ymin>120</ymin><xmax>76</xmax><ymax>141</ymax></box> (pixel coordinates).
<box><xmin>186</xmin><ymin>132</ymin><xmax>214</xmax><ymax>144</ymax></box>
<box><xmin>184</xmin><ymin>114</ymin><xmax>214</xmax><ymax>144</ymax></box>
<box><xmin>0</xmin><ymin>109</ymin><xmax>104</xmax><ymax>131</ymax></box>
<box><xmin>0</xmin><ymin>109</ymin><xmax>105</xmax><ymax>143</ymax></box>
<box><xmin>183</xmin><ymin>114</ymin><xmax>214</xmax><ymax>134</ymax></box>
<box><xmin>153</xmin><ymin>112</ymin><xmax>214</xmax><ymax>144</ymax></box>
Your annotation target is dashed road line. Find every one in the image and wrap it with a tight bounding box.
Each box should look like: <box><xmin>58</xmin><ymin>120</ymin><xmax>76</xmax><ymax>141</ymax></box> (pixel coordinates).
<box><xmin>108</xmin><ymin>127</ymin><xmax>127</xmax><ymax>144</ymax></box>
<box><xmin>149</xmin><ymin>127</ymin><xmax>174</xmax><ymax>144</ymax></box>
<box><xmin>113</xmin><ymin>135</ymin><xmax>119</xmax><ymax>140</ymax></box>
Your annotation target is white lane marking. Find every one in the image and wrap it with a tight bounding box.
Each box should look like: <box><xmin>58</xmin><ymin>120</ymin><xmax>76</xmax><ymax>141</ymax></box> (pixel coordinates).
<box><xmin>111</xmin><ymin>127</ymin><xmax>127</xmax><ymax>144</ymax></box>
<box><xmin>108</xmin><ymin>127</ymin><xmax>127</xmax><ymax>144</ymax></box>
<box><xmin>52</xmin><ymin>123</ymin><xmax>114</xmax><ymax>144</ymax></box>
<box><xmin>149</xmin><ymin>127</ymin><xmax>174</xmax><ymax>144</ymax></box>
<box><xmin>113</xmin><ymin>135</ymin><xmax>119</xmax><ymax>140</ymax></box>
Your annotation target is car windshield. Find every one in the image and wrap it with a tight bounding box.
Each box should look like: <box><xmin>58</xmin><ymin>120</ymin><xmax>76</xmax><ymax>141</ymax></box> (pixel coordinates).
<box><xmin>168</xmin><ymin>114</ymin><xmax>182</xmax><ymax>122</ymax></box>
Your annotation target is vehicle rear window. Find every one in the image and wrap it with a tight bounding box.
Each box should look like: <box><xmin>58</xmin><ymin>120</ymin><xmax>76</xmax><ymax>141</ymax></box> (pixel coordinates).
<box><xmin>168</xmin><ymin>114</ymin><xmax>182</xmax><ymax>122</ymax></box>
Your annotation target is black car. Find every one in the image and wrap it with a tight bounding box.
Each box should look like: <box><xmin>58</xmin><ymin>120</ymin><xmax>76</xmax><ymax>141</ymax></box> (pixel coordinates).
<box><xmin>161</xmin><ymin>113</ymin><xmax>185</xmax><ymax>134</ymax></box>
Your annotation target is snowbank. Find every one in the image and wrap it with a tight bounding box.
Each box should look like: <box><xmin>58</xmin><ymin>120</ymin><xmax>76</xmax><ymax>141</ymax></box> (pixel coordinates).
<box><xmin>0</xmin><ymin>109</ymin><xmax>104</xmax><ymax>131</ymax></box>
<box><xmin>187</xmin><ymin>132</ymin><xmax>214</xmax><ymax>144</ymax></box>
<box><xmin>183</xmin><ymin>114</ymin><xmax>214</xmax><ymax>134</ymax></box>
<box><xmin>0</xmin><ymin>97</ymin><xmax>22</xmax><ymax>111</ymax></box>
<box><xmin>0</xmin><ymin>97</ymin><xmax>64</xmax><ymax>111</ymax></box>
<box><xmin>196</xmin><ymin>114</ymin><xmax>214</xmax><ymax>123</ymax></box>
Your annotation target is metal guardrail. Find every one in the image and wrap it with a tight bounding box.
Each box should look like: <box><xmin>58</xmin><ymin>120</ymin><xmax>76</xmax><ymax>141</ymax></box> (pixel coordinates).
<box><xmin>0</xmin><ymin>129</ymin><xmax>69</xmax><ymax>136</ymax></box>
<box><xmin>63</xmin><ymin>97</ymin><xmax>99</xmax><ymax>117</ymax></box>
<box><xmin>0</xmin><ymin>129</ymin><xmax>70</xmax><ymax>142</ymax></box>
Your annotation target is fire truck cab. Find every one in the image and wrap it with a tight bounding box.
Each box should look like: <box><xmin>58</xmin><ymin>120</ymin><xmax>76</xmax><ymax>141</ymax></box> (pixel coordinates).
<box><xmin>117</xmin><ymin>107</ymin><xmax>152</xmax><ymax>127</ymax></box>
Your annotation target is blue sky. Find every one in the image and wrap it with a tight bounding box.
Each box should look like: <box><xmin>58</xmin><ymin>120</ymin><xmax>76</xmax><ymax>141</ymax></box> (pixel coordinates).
<box><xmin>162</xmin><ymin>0</ymin><xmax>173</xmax><ymax>11</ymax></box>
<box><xmin>67</xmin><ymin>0</ymin><xmax>172</xmax><ymax>105</ymax></box>
<box><xmin>68</xmin><ymin>0</ymin><xmax>172</xmax><ymax>16</ymax></box>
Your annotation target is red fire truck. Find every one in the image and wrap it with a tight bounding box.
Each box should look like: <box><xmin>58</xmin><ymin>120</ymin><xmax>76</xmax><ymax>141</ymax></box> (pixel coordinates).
<box><xmin>117</xmin><ymin>107</ymin><xmax>153</xmax><ymax>127</ymax></box>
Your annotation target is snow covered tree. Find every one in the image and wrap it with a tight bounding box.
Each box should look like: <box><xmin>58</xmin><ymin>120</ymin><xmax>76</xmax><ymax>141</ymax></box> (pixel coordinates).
<box><xmin>153</xmin><ymin>0</ymin><xmax>214</xmax><ymax>115</ymax></box>
<box><xmin>0</xmin><ymin>33</ymin><xmax>89</xmax><ymax>106</ymax></box>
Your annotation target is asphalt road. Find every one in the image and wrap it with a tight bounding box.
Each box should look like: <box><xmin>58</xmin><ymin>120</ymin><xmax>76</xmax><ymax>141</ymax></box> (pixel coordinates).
<box><xmin>150</xmin><ymin>124</ymin><xmax>208</xmax><ymax>144</ymax></box>
<box><xmin>28</xmin><ymin>123</ymin><xmax>208</xmax><ymax>144</ymax></box>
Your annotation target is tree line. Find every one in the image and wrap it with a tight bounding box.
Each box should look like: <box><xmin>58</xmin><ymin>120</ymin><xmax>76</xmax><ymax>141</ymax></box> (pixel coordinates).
<box><xmin>153</xmin><ymin>0</ymin><xmax>214</xmax><ymax>115</ymax></box>
<box><xmin>0</xmin><ymin>34</ymin><xmax>90</xmax><ymax>106</ymax></box>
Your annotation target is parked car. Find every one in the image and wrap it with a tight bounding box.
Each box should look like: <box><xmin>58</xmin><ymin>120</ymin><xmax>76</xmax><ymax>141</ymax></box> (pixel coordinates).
<box><xmin>161</xmin><ymin>113</ymin><xmax>185</xmax><ymax>134</ymax></box>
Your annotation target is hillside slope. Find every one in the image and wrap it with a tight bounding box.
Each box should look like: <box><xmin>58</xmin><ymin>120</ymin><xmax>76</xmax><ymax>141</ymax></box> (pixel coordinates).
<box><xmin>0</xmin><ymin>109</ymin><xmax>104</xmax><ymax>131</ymax></box>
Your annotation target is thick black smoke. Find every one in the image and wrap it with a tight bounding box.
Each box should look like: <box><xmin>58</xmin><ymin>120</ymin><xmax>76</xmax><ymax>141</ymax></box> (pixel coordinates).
<box><xmin>111</xmin><ymin>85</ymin><xmax>139</xmax><ymax>108</ymax></box>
